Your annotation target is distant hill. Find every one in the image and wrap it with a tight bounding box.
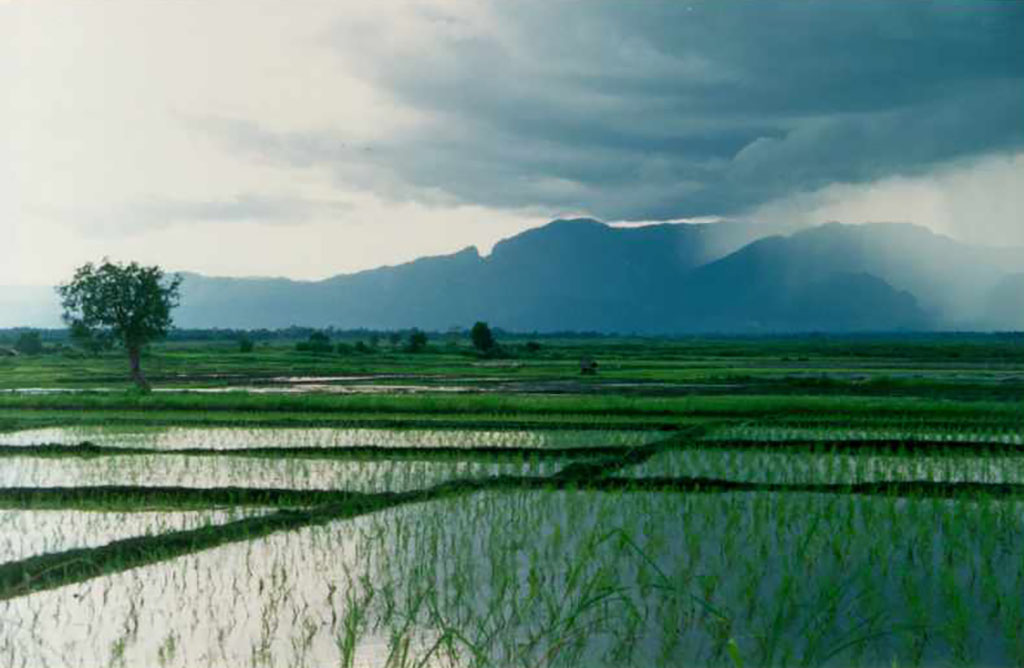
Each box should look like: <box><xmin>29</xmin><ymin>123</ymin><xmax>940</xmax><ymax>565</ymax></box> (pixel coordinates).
<box><xmin>2</xmin><ymin>219</ymin><xmax>1021</xmax><ymax>332</ymax></box>
<box><xmin>175</xmin><ymin>219</ymin><xmax>775</xmax><ymax>332</ymax></box>
<box><xmin>674</xmin><ymin>222</ymin><xmax>1015</xmax><ymax>332</ymax></box>
<box><xmin>714</xmin><ymin>222</ymin><xmax>1023</xmax><ymax>324</ymax></box>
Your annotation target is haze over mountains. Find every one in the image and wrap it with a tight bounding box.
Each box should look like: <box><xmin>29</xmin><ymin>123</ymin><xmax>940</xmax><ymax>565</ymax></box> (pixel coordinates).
<box><xmin>2</xmin><ymin>220</ymin><xmax>1022</xmax><ymax>333</ymax></box>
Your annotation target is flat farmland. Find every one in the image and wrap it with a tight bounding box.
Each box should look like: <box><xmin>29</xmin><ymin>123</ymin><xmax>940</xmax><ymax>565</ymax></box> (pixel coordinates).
<box><xmin>0</xmin><ymin>336</ymin><xmax>1021</xmax><ymax>667</ymax></box>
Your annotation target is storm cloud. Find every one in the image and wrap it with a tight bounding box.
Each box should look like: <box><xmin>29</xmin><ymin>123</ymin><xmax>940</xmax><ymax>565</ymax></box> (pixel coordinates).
<box><xmin>203</xmin><ymin>1</ymin><xmax>1024</xmax><ymax>221</ymax></box>
<box><xmin>3</xmin><ymin>1</ymin><xmax>1021</xmax><ymax>289</ymax></box>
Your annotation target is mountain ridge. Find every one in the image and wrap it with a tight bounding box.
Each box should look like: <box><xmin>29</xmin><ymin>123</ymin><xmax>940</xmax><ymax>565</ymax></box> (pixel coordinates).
<box><xmin>150</xmin><ymin>219</ymin><xmax>1024</xmax><ymax>333</ymax></box>
<box><xmin>1</xmin><ymin>220</ymin><xmax>1021</xmax><ymax>332</ymax></box>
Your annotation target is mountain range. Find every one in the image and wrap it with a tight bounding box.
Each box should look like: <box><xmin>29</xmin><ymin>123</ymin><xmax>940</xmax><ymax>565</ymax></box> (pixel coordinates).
<box><xmin>2</xmin><ymin>220</ymin><xmax>1022</xmax><ymax>333</ymax></box>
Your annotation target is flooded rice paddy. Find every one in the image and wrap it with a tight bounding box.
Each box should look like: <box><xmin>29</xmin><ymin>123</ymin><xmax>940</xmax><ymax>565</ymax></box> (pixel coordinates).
<box><xmin>621</xmin><ymin>448</ymin><xmax>1024</xmax><ymax>484</ymax></box>
<box><xmin>0</xmin><ymin>417</ymin><xmax>1022</xmax><ymax>667</ymax></box>
<box><xmin>2</xmin><ymin>490</ymin><xmax>1022</xmax><ymax>667</ymax></box>
<box><xmin>710</xmin><ymin>425</ymin><xmax>1024</xmax><ymax>445</ymax></box>
<box><xmin>0</xmin><ymin>426</ymin><xmax>662</xmax><ymax>451</ymax></box>
<box><xmin>0</xmin><ymin>455</ymin><xmax>563</xmax><ymax>493</ymax></box>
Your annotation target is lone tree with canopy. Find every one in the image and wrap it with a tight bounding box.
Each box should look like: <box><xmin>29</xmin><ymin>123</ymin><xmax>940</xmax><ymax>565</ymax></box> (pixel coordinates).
<box><xmin>57</xmin><ymin>259</ymin><xmax>183</xmax><ymax>390</ymax></box>
<box><xmin>471</xmin><ymin>321</ymin><xmax>496</xmax><ymax>353</ymax></box>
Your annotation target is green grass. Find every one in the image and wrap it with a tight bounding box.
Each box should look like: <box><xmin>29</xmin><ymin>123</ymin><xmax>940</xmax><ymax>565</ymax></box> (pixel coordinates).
<box><xmin>0</xmin><ymin>408</ymin><xmax>692</xmax><ymax>433</ymax></box>
<box><xmin>1</xmin><ymin>390</ymin><xmax>1019</xmax><ymax>419</ymax></box>
<box><xmin>2</xmin><ymin>335</ymin><xmax>1021</xmax><ymax>402</ymax></box>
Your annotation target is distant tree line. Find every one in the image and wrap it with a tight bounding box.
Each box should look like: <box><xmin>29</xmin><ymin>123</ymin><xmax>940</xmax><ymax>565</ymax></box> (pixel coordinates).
<box><xmin>294</xmin><ymin>328</ymin><xmax>432</xmax><ymax>354</ymax></box>
<box><xmin>161</xmin><ymin>326</ymin><xmax>608</xmax><ymax>343</ymax></box>
<box><xmin>5</xmin><ymin>326</ymin><xmax>1019</xmax><ymax>365</ymax></box>
<box><xmin>5</xmin><ymin>326</ymin><xmax>1020</xmax><ymax>346</ymax></box>
<box><xmin>0</xmin><ymin>328</ymin><xmax>69</xmax><ymax>344</ymax></box>
<box><xmin>1</xmin><ymin>325</ymin><xmax>613</xmax><ymax>346</ymax></box>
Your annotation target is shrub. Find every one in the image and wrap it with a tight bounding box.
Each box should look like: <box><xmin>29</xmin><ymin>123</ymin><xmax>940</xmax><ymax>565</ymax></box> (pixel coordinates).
<box><xmin>14</xmin><ymin>331</ymin><xmax>43</xmax><ymax>356</ymax></box>
<box><xmin>407</xmin><ymin>329</ymin><xmax>428</xmax><ymax>353</ymax></box>
<box><xmin>308</xmin><ymin>331</ymin><xmax>333</xmax><ymax>353</ymax></box>
<box><xmin>237</xmin><ymin>335</ymin><xmax>255</xmax><ymax>353</ymax></box>
<box><xmin>295</xmin><ymin>331</ymin><xmax>333</xmax><ymax>353</ymax></box>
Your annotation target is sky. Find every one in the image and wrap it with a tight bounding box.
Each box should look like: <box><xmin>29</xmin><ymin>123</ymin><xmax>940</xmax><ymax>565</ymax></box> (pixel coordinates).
<box><xmin>2</xmin><ymin>1</ymin><xmax>1022</xmax><ymax>286</ymax></box>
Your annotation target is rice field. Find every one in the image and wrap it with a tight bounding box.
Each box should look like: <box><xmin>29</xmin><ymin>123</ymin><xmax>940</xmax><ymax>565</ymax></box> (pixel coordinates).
<box><xmin>2</xmin><ymin>481</ymin><xmax>1023</xmax><ymax>667</ymax></box>
<box><xmin>0</xmin><ymin>426</ymin><xmax>663</xmax><ymax>451</ymax></box>
<box><xmin>0</xmin><ymin>453</ymin><xmax>565</xmax><ymax>493</ymax></box>
<box><xmin>0</xmin><ymin>339</ymin><xmax>1021</xmax><ymax>667</ymax></box>
<box><xmin>620</xmin><ymin>448</ymin><xmax>1024</xmax><ymax>484</ymax></box>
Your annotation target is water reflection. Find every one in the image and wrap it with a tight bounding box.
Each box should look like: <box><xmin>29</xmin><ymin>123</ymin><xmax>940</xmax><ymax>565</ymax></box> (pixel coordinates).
<box><xmin>0</xmin><ymin>455</ymin><xmax>562</xmax><ymax>492</ymax></box>
<box><xmin>0</xmin><ymin>426</ymin><xmax>661</xmax><ymax>451</ymax></box>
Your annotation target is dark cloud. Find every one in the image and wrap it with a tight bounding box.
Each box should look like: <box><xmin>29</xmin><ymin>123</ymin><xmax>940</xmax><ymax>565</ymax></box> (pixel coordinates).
<box><xmin>199</xmin><ymin>1</ymin><xmax>1024</xmax><ymax>220</ymax></box>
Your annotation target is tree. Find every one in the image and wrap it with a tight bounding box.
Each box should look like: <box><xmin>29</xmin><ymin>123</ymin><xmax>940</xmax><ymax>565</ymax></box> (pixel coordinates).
<box><xmin>57</xmin><ymin>259</ymin><xmax>183</xmax><ymax>389</ymax></box>
<box><xmin>407</xmin><ymin>328</ymin><xmax>428</xmax><ymax>352</ymax></box>
<box><xmin>471</xmin><ymin>321</ymin><xmax>496</xmax><ymax>353</ymax></box>
<box><xmin>296</xmin><ymin>331</ymin><xmax>332</xmax><ymax>353</ymax></box>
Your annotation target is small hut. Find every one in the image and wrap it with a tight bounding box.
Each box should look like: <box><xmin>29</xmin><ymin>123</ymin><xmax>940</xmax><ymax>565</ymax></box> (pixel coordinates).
<box><xmin>579</xmin><ymin>357</ymin><xmax>598</xmax><ymax>375</ymax></box>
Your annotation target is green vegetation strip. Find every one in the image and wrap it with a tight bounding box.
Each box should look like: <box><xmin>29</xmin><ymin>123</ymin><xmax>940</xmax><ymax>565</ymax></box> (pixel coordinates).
<box><xmin>0</xmin><ymin>391</ymin><xmax>1018</xmax><ymax>420</ymax></box>
<box><xmin>4</xmin><ymin>434</ymin><xmax>1019</xmax><ymax>462</ymax></box>
<box><xmin>5</xmin><ymin>474</ymin><xmax>1022</xmax><ymax>516</ymax></box>
<box><xmin>0</xmin><ymin>442</ymin><xmax>622</xmax><ymax>462</ymax></box>
<box><xmin>525</xmin><ymin>476</ymin><xmax>1024</xmax><ymax>499</ymax></box>
<box><xmin>1</xmin><ymin>407</ymin><xmax>1017</xmax><ymax>436</ymax></box>
<box><xmin>696</xmin><ymin>438</ymin><xmax>1024</xmax><ymax>455</ymax></box>
<box><xmin>0</xmin><ymin>486</ymin><xmax>359</xmax><ymax>511</ymax></box>
<box><xmin>0</xmin><ymin>410</ymin><xmax>678</xmax><ymax>432</ymax></box>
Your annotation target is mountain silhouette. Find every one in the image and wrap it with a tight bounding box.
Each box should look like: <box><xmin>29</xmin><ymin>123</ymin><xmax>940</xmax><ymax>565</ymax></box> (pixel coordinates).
<box><xmin>169</xmin><ymin>220</ymin><xmax>1019</xmax><ymax>333</ymax></box>
<box><xmin>3</xmin><ymin>220</ymin><xmax>1020</xmax><ymax>332</ymax></box>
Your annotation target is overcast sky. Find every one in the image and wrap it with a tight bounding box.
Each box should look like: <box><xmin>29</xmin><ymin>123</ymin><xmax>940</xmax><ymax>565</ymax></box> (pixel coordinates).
<box><xmin>2</xmin><ymin>1</ymin><xmax>1022</xmax><ymax>286</ymax></box>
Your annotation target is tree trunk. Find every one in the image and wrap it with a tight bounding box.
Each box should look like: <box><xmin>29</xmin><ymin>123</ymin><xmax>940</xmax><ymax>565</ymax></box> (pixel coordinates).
<box><xmin>128</xmin><ymin>346</ymin><xmax>150</xmax><ymax>391</ymax></box>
